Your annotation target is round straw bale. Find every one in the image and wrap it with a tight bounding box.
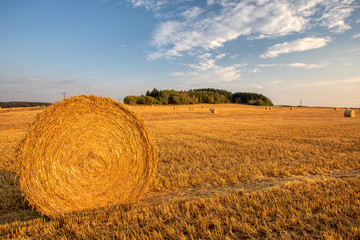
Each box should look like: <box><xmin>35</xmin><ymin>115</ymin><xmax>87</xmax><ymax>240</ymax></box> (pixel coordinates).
<box><xmin>344</xmin><ymin>109</ymin><xmax>355</xmax><ymax>117</ymax></box>
<box><xmin>211</xmin><ymin>108</ymin><xmax>217</xmax><ymax>113</ymax></box>
<box><xmin>16</xmin><ymin>95</ymin><xmax>156</xmax><ymax>216</ymax></box>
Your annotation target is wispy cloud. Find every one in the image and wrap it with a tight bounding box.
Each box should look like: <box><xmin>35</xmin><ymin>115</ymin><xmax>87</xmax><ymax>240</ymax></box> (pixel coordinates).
<box><xmin>171</xmin><ymin>53</ymin><xmax>244</xmax><ymax>84</ymax></box>
<box><xmin>145</xmin><ymin>0</ymin><xmax>355</xmax><ymax>59</ymax></box>
<box><xmin>279</xmin><ymin>77</ymin><xmax>360</xmax><ymax>90</ymax></box>
<box><xmin>270</xmin><ymin>80</ymin><xmax>283</xmax><ymax>85</ymax></box>
<box><xmin>127</xmin><ymin>0</ymin><xmax>168</xmax><ymax>11</ymax></box>
<box><xmin>181</xmin><ymin>6</ymin><xmax>203</xmax><ymax>19</ymax></box>
<box><xmin>260</xmin><ymin>37</ymin><xmax>330</xmax><ymax>58</ymax></box>
<box><xmin>319</xmin><ymin>0</ymin><xmax>355</xmax><ymax>33</ymax></box>
<box><xmin>287</xmin><ymin>62</ymin><xmax>329</xmax><ymax>69</ymax></box>
<box><xmin>258</xmin><ymin>62</ymin><xmax>328</xmax><ymax>69</ymax></box>
<box><xmin>352</xmin><ymin>33</ymin><xmax>360</xmax><ymax>39</ymax></box>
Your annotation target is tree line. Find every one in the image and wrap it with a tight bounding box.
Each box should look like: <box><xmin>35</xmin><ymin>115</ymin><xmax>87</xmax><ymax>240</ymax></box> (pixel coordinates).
<box><xmin>0</xmin><ymin>102</ymin><xmax>51</xmax><ymax>108</ymax></box>
<box><xmin>124</xmin><ymin>88</ymin><xmax>273</xmax><ymax>106</ymax></box>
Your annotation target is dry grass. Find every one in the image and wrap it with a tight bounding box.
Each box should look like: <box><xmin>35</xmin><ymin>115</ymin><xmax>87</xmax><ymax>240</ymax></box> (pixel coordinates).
<box><xmin>15</xmin><ymin>95</ymin><xmax>156</xmax><ymax>216</ymax></box>
<box><xmin>1</xmin><ymin>104</ymin><xmax>360</xmax><ymax>239</ymax></box>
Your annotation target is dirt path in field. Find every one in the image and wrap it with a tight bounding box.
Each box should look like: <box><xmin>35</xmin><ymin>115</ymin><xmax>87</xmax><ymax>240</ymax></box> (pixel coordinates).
<box><xmin>142</xmin><ymin>168</ymin><xmax>360</xmax><ymax>205</ymax></box>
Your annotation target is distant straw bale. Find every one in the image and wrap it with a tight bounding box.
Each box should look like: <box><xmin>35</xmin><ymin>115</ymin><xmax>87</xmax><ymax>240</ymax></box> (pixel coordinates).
<box><xmin>344</xmin><ymin>109</ymin><xmax>355</xmax><ymax>117</ymax></box>
<box><xmin>211</xmin><ymin>108</ymin><xmax>217</xmax><ymax>113</ymax></box>
<box><xmin>16</xmin><ymin>95</ymin><xmax>156</xmax><ymax>216</ymax></box>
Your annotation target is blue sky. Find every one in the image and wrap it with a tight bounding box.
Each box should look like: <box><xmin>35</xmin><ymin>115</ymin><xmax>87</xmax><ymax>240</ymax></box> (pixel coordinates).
<box><xmin>0</xmin><ymin>0</ymin><xmax>359</xmax><ymax>107</ymax></box>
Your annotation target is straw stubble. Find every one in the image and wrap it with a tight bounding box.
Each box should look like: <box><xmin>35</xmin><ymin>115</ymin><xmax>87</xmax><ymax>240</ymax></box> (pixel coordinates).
<box><xmin>16</xmin><ymin>95</ymin><xmax>156</xmax><ymax>216</ymax></box>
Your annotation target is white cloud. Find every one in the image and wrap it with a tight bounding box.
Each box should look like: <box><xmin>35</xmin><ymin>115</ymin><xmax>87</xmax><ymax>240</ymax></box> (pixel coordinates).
<box><xmin>215</xmin><ymin>53</ymin><xmax>226</xmax><ymax>60</ymax></box>
<box><xmin>181</xmin><ymin>6</ymin><xmax>203</xmax><ymax>19</ymax></box>
<box><xmin>319</xmin><ymin>0</ymin><xmax>355</xmax><ymax>33</ymax></box>
<box><xmin>258</xmin><ymin>62</ymin><xmax>328</xmax><ymax>69</ymax></box>
<box><xmin>260</xmin><ymin>37</ymin><xmax>330</xmax><ymax>58</ymax></box>
<box><xmin>172</xmin><ymin>53</ymin><xmax>243</xmax><ymax>84</ymax></box>
<box><xmin>147</xmin><ymin>0</ymin><xmax>355</xmax><ymax>59</ymax></box>
<box><xmin>258</xmin><ymin>63</ymin><xmax>280</xmax><ymax>67</ymax></box>
<box><xmin>127</xmin><ymin>0</ymin><xmax>168</xmax><ymax>11</ymax></box>
<box><xmin>150</xmin><ymin>21</ymin><xmax>182</xmax><ymax>48</ymax></box>
<box><xmin>271</xmin><ymin>80</ymin><xmax>283</xmax><ymax>85</ymax></box>
<box><xmin>352</xmin><ymin>33</ymin><xmax>360</xmax><ymax>39</ymax></box>
<box><xmin>287</xmin><ymin>62</ymin><xmax>328</xmax><ymax>69</ymax></box>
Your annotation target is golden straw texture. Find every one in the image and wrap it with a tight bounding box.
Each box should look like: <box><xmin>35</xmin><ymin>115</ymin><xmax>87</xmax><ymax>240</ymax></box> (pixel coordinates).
<box><xmin>16</xmin><ymin>95</ymin><xmax>156</xmax><ymax>216</ymax></box>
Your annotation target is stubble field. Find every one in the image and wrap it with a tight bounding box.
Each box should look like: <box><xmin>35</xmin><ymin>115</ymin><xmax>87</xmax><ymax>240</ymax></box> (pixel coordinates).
<box><xmin>0</xmin><ymin>104</ymin><xmax>360</xmax><ymax>239</ymax></box>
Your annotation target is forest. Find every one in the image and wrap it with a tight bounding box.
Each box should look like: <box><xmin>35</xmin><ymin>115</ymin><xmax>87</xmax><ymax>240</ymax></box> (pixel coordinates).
<box><xmin>124</xmin><ymin>88</ymin><xmax>274</xmax><ymax>106</ymax></box>
<box><xmin>0</xmin><ymin>102</ymin><xmax>51</xmax><ymax>108</ymax></box>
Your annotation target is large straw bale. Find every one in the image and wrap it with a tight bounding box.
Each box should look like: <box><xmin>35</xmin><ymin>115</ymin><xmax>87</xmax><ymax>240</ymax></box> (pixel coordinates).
<box><xmin>344</xmin><ymin>109</ymin><xmax>355</xmax><ymax>117</ymax></box>
<box><xmin>16</xmin><ymin>95</ymin><xmax>156</xmax><ymax>216</ymax></box>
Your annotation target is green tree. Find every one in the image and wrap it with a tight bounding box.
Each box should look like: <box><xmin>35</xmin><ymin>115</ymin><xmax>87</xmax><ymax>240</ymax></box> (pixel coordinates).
<box><xmin>124</xmin><ymin>96</ymin><xmax>138</xmax><ymax>105</ymax></box>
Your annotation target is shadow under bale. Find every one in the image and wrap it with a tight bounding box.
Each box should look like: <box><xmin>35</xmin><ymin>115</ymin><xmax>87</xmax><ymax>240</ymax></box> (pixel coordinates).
<box><xmin>0</xmin><ymin>170</ymin><xmax>42</xmax><ymax>224</ymax></box>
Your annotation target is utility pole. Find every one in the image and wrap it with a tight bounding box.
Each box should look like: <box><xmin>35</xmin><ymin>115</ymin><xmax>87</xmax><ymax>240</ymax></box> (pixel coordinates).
<box><xmin>62</xmin><ymin>92</ymin><xmax>67</xmax><ymax>99</ymax></box>
<box><xmin>300</xmin><ymin>99</ymin><xmax>302</xmax><ymax>106</ymax></box>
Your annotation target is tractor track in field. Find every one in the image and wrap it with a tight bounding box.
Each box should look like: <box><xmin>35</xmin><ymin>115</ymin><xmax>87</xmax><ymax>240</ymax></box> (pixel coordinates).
<box><xmin>142</xmin><ymin>168</ymin><xmax>360</xmax><ymax>206</ymax></box>
<box><xmin>1</xmin><ymin>168</ymin><xmax>359</xmax><ymax>225</ymax></box>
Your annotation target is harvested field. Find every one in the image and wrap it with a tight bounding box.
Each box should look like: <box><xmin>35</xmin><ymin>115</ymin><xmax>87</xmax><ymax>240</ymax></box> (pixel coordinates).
<box><xmin>1</xmin><ymin>104</ymin><xmax>360</xmax><ymax>239</ymax></box>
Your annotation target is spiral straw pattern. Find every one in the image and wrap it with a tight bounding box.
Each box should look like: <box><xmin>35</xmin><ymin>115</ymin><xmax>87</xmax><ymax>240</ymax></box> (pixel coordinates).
<box><xmin>16</xmin><ymin>95</ymin><xmax>156</xmax><ymax>216</ymax></box>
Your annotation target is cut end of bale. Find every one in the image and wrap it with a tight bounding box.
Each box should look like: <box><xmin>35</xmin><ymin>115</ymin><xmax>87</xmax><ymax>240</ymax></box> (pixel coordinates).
<box><xmin>16</xmin><ymin>95</ymin><xmax>156</xmax><ymax>217</ymax></box>
<box><xmin>344</xmin><ymin>109</ymin><xmax>355</xmax><ymax>117</ymax></box>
